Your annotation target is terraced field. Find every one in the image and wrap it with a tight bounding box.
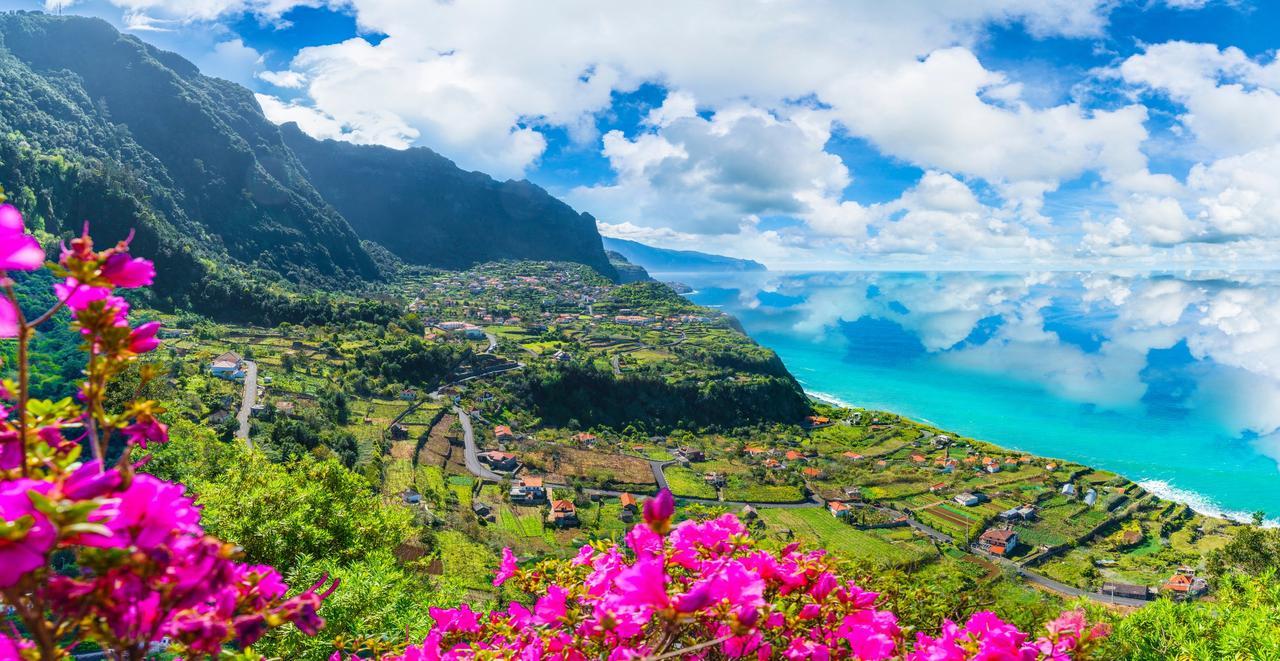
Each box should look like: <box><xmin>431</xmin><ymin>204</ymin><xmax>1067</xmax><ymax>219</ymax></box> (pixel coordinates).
<box><xmin>758</xmin><ymin>508</ymin><xmax>934</xmax><ymax>567</ymax></box>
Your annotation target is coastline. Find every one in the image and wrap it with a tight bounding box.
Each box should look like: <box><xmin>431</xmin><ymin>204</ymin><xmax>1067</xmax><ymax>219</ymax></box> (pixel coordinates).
<box><xmin>803</xmin><ymin>380</ymin><xmax>1258</xmax><ymax>526</ymax></box>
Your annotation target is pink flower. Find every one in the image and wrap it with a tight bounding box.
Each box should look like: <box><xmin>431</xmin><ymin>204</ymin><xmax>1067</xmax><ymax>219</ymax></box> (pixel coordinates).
<box><xmin>53</xmin><ymin>278</ymin><xmax>110</xmax><ymax>311</ymax></box>
<box><xmin>571</xmin><ymin>544</ymin><xmax>594</xmax><ymax>566</ymax></box>
<box><xmin>534</xmin><ymin>585</ymin><xmax>569</xmax><ymax>625</ymax></box>
<box><xmin>611</xmin><ymin>556</ymin><xmax>669</xmax><ymax>609</ymax></box>
<box><xmin>122</xmin><ymin>417</ymin><xmax>169</xmax><ymax>449</ymax></box>
<box><xmin>493</xmin><ymin>547</ymin><xmax>518</xmax><ymax>587</ymax></box>
<box><xmin>61</xmin><ymin>461</ymin><xmax>124</xmax><ymax>499</ymax></box>
<box><xmin>642</xmin><ymin>489</ymin><xmax>674</xmax><ymax>531</ymax></box>
<box><xmin>78</xmin><ymin>473</ymin><xmax>198</xmax><ymax>549</ymax></box>
<box><xmin>0</xmin><ymin>204</ymin><xmax>44</xmax><ymax>271</ymax></box>
<box><xmin>0</xmin><ymin>431</ymin><xmax>22</xmax><ymax>470</ymax></box>
<box><xmin>128</xmin><ymin>321</ymin><xmax>162</xmax><ymax>353</ymax></box>
<box><xmin>100</xmin><ymin>252</ymin><xmax>155</xmax><ymax>288</ymax></box>
<box><xmin>0</xmin><ymin>297</ymin><xmax>17</xmax><ymax>338</ymax></box>
<box><xmin>0</xmin><ymin>479</ymin><xmax>55</xmax><ymax>587</ymax></box>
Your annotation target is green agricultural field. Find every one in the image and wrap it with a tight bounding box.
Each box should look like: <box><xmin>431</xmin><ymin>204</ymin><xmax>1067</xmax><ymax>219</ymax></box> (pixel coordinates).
<box><xmin>722</xmin><ymin>484</ymin><xmax>806</xmax><ymax>503</ymax></box>
<box><xmin>758</xmin><ymin>508</ymin><xmax>931</xmax><ymax>567</ymax></box>
<box><xmin>665</xmin><ymin>466</ymin><xmax>718</xmax><ymax>499</ymax></box>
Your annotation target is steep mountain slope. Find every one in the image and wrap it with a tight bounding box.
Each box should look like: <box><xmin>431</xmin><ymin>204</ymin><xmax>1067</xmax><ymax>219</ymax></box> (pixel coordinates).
<box><xmin>0</xmin><ymin>11</ymin><xmax>379</xmax><ymax>297</ymax></box>
<box><xmin>606</xmin><ymin>250</ymin><xmax>652</xmax><ymax>284</ymax></box>
<box><xmin>280</xmin><ymin>123</ymin><xmax>617</xmax><ymax>280</ymax></box>
<box><xmin>602</xmin><ymin>237</ymin><xmax>766</xmax><ymax>273</ymax></box>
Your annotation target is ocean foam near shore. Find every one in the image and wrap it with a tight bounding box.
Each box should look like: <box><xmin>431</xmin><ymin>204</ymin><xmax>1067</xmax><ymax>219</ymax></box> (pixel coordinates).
<box><xmin>1138</xmin><ymin>479</ymin><xmax>1276</xmax><ymax>526</ymax></box>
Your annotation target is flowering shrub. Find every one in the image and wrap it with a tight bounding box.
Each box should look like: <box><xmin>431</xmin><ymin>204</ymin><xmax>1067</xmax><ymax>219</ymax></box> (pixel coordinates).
<box><xmin>0</xmin><ymin>196</ymin><xmax>334</xmax><ymax>659</ymax></box>
<box><xmin>359</xmin><ymin>490</ymin><xmax>1108</xmax><ymax>660</ymax></box>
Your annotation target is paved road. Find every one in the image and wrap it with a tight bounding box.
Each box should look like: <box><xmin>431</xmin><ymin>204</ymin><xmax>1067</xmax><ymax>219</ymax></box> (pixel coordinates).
<box><xmin>970</xmin><ymin>546</ymin><xmax>1153</xmax><ymax>608</ymax></box>
<box><xmin>235</xmin><ymin>361</ymin><xmax>257</xmax><ymax>448</ymax></box>
<box><xmin>649</xmin><ymin>460</ymin><xmax>673</xmax><ymax>491</ymax></box>
<box><xmin>610</xmin><ymin>354</ymin><xmax>621</xmax><ymax>376</ymax></box>
<box><xmin>484</xmin><ymin>332</ymin><xmax>498</xmax><ymax>354</ymax></box>
<box><xmin>456</xmin><ymin>407</ymin><xmax>503</xmax><ymax>481</ymax></box>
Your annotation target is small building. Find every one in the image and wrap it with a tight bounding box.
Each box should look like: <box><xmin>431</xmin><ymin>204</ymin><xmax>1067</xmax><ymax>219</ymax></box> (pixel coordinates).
<box><xmin>1061</xmin><ymin>483</ymin><xmax>1077</xmax><ymax>496</ymax></box>
<box><xmin>785</xmin><ymin>450</ymin><xmax>804</xmax><ymax>462</ymax></box>
<box><xmin>551</xmin><ymin>350</ymin><xmax>572</xmax><ymax>362</ymax></box>
<box><xmin>1100</xmin><ymin>582</ymin><xmax>1151</xmax><ymax>601</ymax></box>
<box><xmin>619</xmin><ymin>493</ymin><xmax>638</xmax><ymax>521</ymax></box>
<box><xmin>954</xmin><ymin>492</ymin><xmax>981</xmax><ymax>507</ymax></box>
<box><xmin>479</xmin><ymin>451</ymin><xmax>518</xmax><ymax>472</ymax></box>
<box><xmin>680</xmin><ymin>447</ymin><xmax>705</xmax><ymax>462</ymax></box>
<box><xmin>828</xmin><ymin>501</ymin><xmax>851</xmax><ymax>518</ymax></box>
<box><xmin>704</xmin><ymin>472</ymin><xmax>725</xmax><ymax>487</ymax></box>
<box><xmin>399</xmin><ymin>389</ymin><xmax>417</xmax><ymax>401</ymax></box>
<box><xmin>510</xmin><ymin>477</ymin><xmax>547</xmax><ymax>505</ymax></box>
<box><xmin>843</xmin><ymin>486</ymin><xmax>864</xmax><ymax>501</ymax></box>
<box><xmin>273</xmin><ymin>400</ymin><xmax>297</xmax><ymax>417</ymax></box>
<box><xmin>929</xmin><ymin>482</ymin><xmax>947</xmax><ymax>493</ymax></box>
<box><xmin>572</xmin><ymin>432</ymin><xmax>597</xmax><ymax>444</ymax></box>
<box><xmin>802</xmin><ymin>467</ymin><xmax>825</xmax><ymax>479</ymax></box>
<box><xmin>842</xmin><ymin>451</ymin><xmax>863</xmax><ymax>460</ymax></box>
<box><xmin>210</xmin><ymin>351</ymin><xmax>244</xmax><ymax>379</ymax></box>
<box><xmin>472</xmin><ymin>502</ymin><xmax>496</xmax><ymax>523</ymax></box>
<box><xmin>762</xmin><ymin>458</ymin><xmax>783</xmax><ymax>470</ymax></box>
<box><xmin>1084</xmin><ymin>488</ymin><xmax>1098</xmax><ymax>506</ymax></box>
<box><xmin>740</xmin><ymin>505</ymin><xmax>759</xmax><ymax>521</ymax></box>
<box><xmin>1162</xmin><ymin>573</ymin><xmax>1208</xmax><ymax>599</ymax></box>
<box><xmin>494</xmin><ymin>425</ymin><xmax>515</xmax><ymax>442</ymax></box>
<box><xmin>389</xmin><ymin>424</ymin><xmax>410</xmax><ymax>441</ymax></box>
<box><xmin>978</xmin><ymin>528</ymin><xmax>1018</xmax><ymax>556</ymax></box>
<box><xmin>998</xmin><ymin>504</ymin><xmax>1038</xmax><ymax>522</ymax></box>
<box><xmin>804</xmin><ymin>415</ymin><xmax>832</xmax><ymax>428</ymax></box>
<box><xmin>548</xmin><ymin>500</ymin><xmax>579</xmax><ymax>528</ymax></box>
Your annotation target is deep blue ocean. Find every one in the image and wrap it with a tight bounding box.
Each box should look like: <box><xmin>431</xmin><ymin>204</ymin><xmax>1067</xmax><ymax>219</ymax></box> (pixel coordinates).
<box><xmin>674</xmin><ymin>270</ymin><xmax>1280</xmax><ymax>521</ymax></box>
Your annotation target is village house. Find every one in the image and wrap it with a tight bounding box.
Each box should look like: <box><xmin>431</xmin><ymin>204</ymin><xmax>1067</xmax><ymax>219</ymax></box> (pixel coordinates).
<box><xmin>1100</xmin><ymin>582</ymin><xmax>1151</xmax><ymax>601</ymax></box>
<box><xmin>978</xmin><ymin>528</ymin><xmax>1018</xmax><ymax>557</ymax></box>
<box><xmin>802</xmin><ymin>467</ymin><xmax>825</xmax><ymax>479</ymax></box>
<box><xmin>740</xmin><ymin>505</ymin><xmax>758</xmax><ymax>521</ymax></box>
<box><xmin>929</xmin><ymin>482</ymin><xmax>947</xmax><ymax>493</ymax></box>
<box><xmin>1162</xmin><ymin>571</ymin><xmax>1208</xmax><ymax>599</ymax></box>
<box><xmin>828</xmin><ymin>501</ymin><xmax>852</xmax><ymax>518</ymax></box>
<box><xmin>703</xmin><ymin>472</ymin><xmax>725</xmax><ymax>487</ymax></box>
<box><xmin>548</xmin><ymin>499</ymin><xmax>579</xmax><ymax>528</ymax></box>
<box><xmin>209</xmin><ymin>351</ymin><xmax>245</xmax><ymax>379</ymax></box>
<box><xmin>842</xmin><ymin>486</ymin><xmax>864</xmax><ymax>501</ymax></box>
<box><xmin>997</xmin><ymin>504</ymin><xmax>1038</xmax><ymax>522</ymax></box>
<box><xmin>842</xmin><ymin>451</ymin><xmax>863</xmax><ymax>460</ymax></box>
<box><xmin>762</xmin><ymin>458</ymin><xmax>783</xmax><ymax>470</ymax></box>
<box><xmin>1061</xmin><ymin>483</ymin><xmax>1077</xmax><ymax>496</ymax></box>
<box><xmin>510</xmin><ymin>477</ymin><xmax>547</xmax><ymax>505</ymax></box>
<box><xmin>804</xmin><ymin>415</ymin><xmax>832</xmax><ymax>428</ymax></box>
<box><xmin>954</xmin><ymin>492</ymin><xmax>982</xmax><ymax>507</ymax></box>
<box><xmin>479</xmin><ymin>451</ymin><xmax>518</xmax><ymax>472</ymax></box>
<box><xmin>572</xmin><ymin>432</ymin><xmax>597</xmax><ymax>444</ymax></box>
<box><xmin>472</xmin><ymin>501</ymin><xmax>496</xmax><ymax>523</ymax></box>
<box><xmin>494</xmin><ymin>425</ymin><xmax>515</xmax><ymax>442</ymax></box>
<box><xmin>785</xmin><ymin>450</ymin><xmax>804</xmax><ymax>462</ymax></box>
<box><xmin>619</xmin><ymin>493</ymin><xmax>638</xmax><ymax>521</ymax></box>
<box><xmin>1084</xmin><ymin>488</ymin><xmax>1098</xmax><ymax>506</ymax></box>
<box><xmin>679</xmin><ymin>447</ymin><xmax>705</xmax><ymax>462</ymax></box>
<box><xmin>910</xmin><ymin>453</ymin><xmax>926</xmax><ymax>464</ymax></box>
<box><xmin>389</xmin><ymin>424</ymin><xmax>410</xmax><ymax>441</ymax></box>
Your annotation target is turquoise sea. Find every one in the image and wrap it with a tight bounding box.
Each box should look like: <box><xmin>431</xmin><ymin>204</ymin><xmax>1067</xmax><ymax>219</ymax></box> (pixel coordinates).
<box><xmin>674</xmin><ymin>270</ymin><xmax>1280</xmax><ymax>521</ymax></box>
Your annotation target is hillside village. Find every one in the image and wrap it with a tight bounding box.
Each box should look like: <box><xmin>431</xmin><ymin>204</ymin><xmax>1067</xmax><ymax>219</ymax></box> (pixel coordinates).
<box><xmin>157</xmin><ymin>260</ymin><xmax>1237</xmax><ymax>609</ymax></box>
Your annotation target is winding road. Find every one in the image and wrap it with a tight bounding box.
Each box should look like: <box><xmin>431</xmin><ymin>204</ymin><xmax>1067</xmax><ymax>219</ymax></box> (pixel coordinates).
<box><xmin>235</xmin><ymin>361</ymin><xmax>257</xmax><ymax>449</ymax></box>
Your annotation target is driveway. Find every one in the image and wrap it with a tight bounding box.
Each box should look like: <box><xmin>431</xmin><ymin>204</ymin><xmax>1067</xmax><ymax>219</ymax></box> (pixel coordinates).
<box><xmin>235</xmin><ymin>361</ymin><xmax>257</xmax><ymax>448</ymax></box>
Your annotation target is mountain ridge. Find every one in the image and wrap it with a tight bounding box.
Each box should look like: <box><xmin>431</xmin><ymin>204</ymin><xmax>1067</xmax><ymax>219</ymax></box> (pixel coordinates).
<box><xmin>602</xmin><ymin>236</ymin><xmax>766</xmax><ymax>273</ymax></box>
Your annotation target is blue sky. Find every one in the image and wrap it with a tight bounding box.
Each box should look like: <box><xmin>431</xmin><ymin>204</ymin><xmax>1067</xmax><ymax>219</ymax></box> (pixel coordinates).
<box><xmin>5</xmin><ymin>0</ymin><xmax>1280</xmax><ymax>269</ymax></box>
